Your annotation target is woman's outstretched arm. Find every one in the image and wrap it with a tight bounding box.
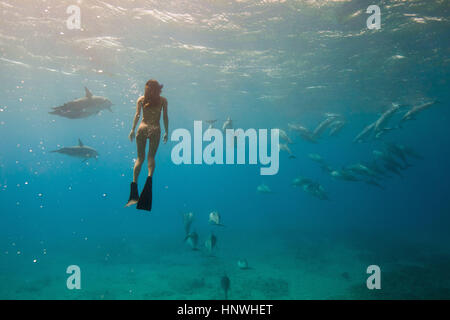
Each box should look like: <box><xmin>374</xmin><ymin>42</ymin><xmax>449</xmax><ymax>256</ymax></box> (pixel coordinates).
<box><xmin>129</xmin><ymin>96</ymin><xmax>143</xmax><ymax>142</ymax></box>
<box><xmin>162</xmin><ymin>98</ymin><xmax>169</xmax><ymax>143</ymax></box>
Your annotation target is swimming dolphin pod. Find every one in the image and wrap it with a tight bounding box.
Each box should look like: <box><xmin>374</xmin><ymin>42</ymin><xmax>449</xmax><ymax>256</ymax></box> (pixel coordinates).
<box><xmin>354</xmin><ymin>100</ymin><xmax>438</xmax><ymax>143</ymax></box>
<box><xmin>288</xmin><ymin>113</ymin><xmax>345</xmax><ymax>143</ymax></box>
<box><xmin>49</xmin><ymin>87</ymin><xmax>113</xmax><ymax>119</ymax></box>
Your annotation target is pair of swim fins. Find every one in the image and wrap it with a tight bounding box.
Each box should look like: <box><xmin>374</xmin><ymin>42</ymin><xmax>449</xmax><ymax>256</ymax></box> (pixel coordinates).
<box><xmin>125</xmin><ymin>176</ymin><xmax>152</xmax><ymax>211</ymax></box>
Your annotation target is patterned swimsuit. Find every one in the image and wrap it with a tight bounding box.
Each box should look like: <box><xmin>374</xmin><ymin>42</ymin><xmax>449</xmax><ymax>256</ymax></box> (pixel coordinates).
<box><xmin>136</xmin><ymin>97</ymin><xmax>164</xmax><ymax>141</ymax></box>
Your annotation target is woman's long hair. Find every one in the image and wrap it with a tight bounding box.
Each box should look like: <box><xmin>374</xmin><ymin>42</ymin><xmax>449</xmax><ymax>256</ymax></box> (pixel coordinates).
<box><xmin>143</xmin><ymin>79</ymin><xmax>162</xmax><ymax>108</ymax></box>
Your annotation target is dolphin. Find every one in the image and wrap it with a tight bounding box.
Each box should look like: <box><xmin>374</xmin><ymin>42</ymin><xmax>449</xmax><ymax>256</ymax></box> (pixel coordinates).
<box><xmin>278</xmin><ymin>129</ymin><xmax>292</xmax><ymax>144</ymax></box>
<box><xmin>384</xmin><ymin>142</ymin><xmax>409</xmax><ymax>165</ymax></box>
<box><xmin>303</xmin><ymin>182</ymin><xmax>329</xmax><ymax>200</ymax></box>
<box><xmin>257</xmin><ymin>183</ymin><xmax>273</xmax><ymax>194</ymax></box>
<box><xmin>312</xmin><ymin>117</ymin><xmax>336</xmax><ymax>139</ymax></box>
<box><xmin>398</xmin><ymin>144</ymin><xmax>423</xmax><ymax>159</ymax></box>
<box><xmin>353</xmin><ymin>122</ymin><xmax>375</xmax><ymax>143</ymax></box>
<box><xmin>222</xmin><ymin>117</ymin><xmax>233</xmax><ymax>132</ymax></box>
<box><xmin>400</xmin><ymin>100</ymin><xmax>437</xmax><ymax>124</ymax></box>
<box><xmin>49</xmin><ymin>87</ymin><xmax>113</xmax><ymax>119</ymax></box>
<box><xmin>288</xmin><ymin>123</ymin><xmax>317</xmax><ymax>143</ymax></box>
<box><xmin>308</xmin><ymin>153</ymin><xmax>324</xmax><ymax>164</ymax></box>
<box><xmin>373</xmin><ymin>103</ymin><xmax>401</xmax><ymax>133</ymax></box>
<box><xmin>205</xmin><ymin>120</ymin><xmax>217</xmax><ymax>129</ymax></box>
<box><xmin>51</xmin><ymin>139</ymin><xmax>98</xmax><ymax>160</ymax></box>
<box><xmin>330</xmin><ymin>169</ymin><xmax>360</xmax><ymax>182</ymax></box>
<box><xmin>292</xmin><ymin>176</ymin><xmax>314</xmax><ymax>187</ymax></box>
<box><xmin>292</xmin><ymin>176</ymin><xmax>328</xmax><ymax>200</ymax></box>
<box><xmin>280</xmin><ymin>143</ymin><xmax>295</xmax><ymax>158</ymax></box>
<box><xmin>365</xmin><ymin>179</ymin><xmax>385</xmax><ymax>190</ymax></box>
<box><xmin>329</xmin><ymin>120</ymin><xmax>345</xmax><ymax>136</ymax></box>
<box><xmin>345</xmin><ymin>163</ymin><xmax>378</xmax><ymax>178</ymax></box>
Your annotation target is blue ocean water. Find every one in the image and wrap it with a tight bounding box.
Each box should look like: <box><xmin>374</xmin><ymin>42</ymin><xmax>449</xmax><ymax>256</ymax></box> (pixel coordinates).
<box><xmin>0</xmin><ymin>0</ymin><xmax>449</xmax><ymax>299</ymax></box>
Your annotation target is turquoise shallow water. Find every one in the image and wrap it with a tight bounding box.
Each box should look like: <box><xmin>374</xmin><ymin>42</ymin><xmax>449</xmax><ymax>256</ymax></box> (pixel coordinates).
<box><xmin>0</xmin><ymin>0</ymin><xmax>449</xmax><ymax>299</ymax></box>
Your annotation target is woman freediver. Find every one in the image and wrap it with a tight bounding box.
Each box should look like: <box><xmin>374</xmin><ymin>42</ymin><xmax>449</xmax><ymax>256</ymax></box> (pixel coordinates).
<box><xmin>126</xmin><ymin>79</ymin><xmax>168</xmax><ymax>211</ymax></box>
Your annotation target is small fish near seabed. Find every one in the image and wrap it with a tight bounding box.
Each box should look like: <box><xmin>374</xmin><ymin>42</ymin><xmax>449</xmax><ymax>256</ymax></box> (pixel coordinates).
<box><xmin>49</xmin><ymin>87</ymin><xmax>113</xmax><ymax>119</ymax></box>
<box><xmin>209</xmin><ymin>211</ymin><xmax>224</xmax><ymax>226</ymax></box>
<box><xmin>237</xmin><ymin>259</ymin><xmax>250</xmax><ymax>270</ymax></box>
<box><xmin>51</xmin><ymin>139</ymin><xmax>98</xmax><ymax>161</ymax></box>
<box><xmin>257</xmin><ymin>183</ymin><xmax>273</xmax><ymax>194</ymax></box>
<box><xmin>221</xmin><ymin>274</ymin><xmax>230</xmax><ymax>300</ymax></box>
<box><xmin>184</xmin><ymin>231</ymin><xmax>199</xmax><ymax>251</ymax></box>
<box><xmin>205</xmin><ymin>233</ymin><xmax>217</xmax><ymax>255</ymax></box>
<box><xmin>183</xmin><ymin>212</ymin><xmax>195</xmax><ymax>236</ymax></box>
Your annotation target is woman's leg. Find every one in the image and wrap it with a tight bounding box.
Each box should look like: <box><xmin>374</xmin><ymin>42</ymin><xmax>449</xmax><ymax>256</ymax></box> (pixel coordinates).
<box><xmin>147</xmin><ymin>130</ymin><xmax>161</xmax><ymax>177</ymax></box>
<box><xmin>133</xmin><ymin>134</ymin><xmax>147</xmax><ymax>182</ymax></box>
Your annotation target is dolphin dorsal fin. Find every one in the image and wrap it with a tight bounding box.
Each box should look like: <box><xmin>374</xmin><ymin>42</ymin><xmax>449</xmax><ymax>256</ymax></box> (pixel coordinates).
<box><xmin>78</xmin><ymin>139</ymin><xmax>84</xmax><ymax>147</ymax></box>
<box><xmin>84</xmin><ymin>87</ymin><xmax>93</xmax><ymax>99</ymax></box>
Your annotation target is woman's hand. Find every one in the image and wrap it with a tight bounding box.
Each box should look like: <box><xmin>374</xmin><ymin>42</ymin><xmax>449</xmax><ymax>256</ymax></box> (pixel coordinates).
<box><xmin>128</xmin><ymin>130</ymin><xmax>135</xmax><ymax>142</ymax></box>
<box><xmin>163</xmin><ymin>132</ymin><xmax>168</xmax><ymax>144</ymax></box>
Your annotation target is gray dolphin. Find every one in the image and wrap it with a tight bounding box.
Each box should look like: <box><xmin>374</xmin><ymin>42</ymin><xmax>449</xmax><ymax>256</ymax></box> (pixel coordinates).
<box><xmin>329</xmin><ymin>120</ymin><xmax>346</xmax><ymax>136</ymax></box>
<box><xmin>312</xmin><ymin>117</ymin><xmax>336</xmax><ymax>139</ymax></box>
<box><xmin>257</xmin><ymin>183</ymin><xmax>273</xmax><ymax>194</ymax></box>
<box><xmin>288</xmin><ymin>123</ymin><xmax>317</xmax><ymax>143</ymax></box>
<box><xmin>353</xmin><ymin>122</ymin><xmax>375</xmax><ymax>143</ymax></box>
<box><xmin>222</xmin><ymin>117</ymin><xmax>233</xmax><ymax>132</ymax></box>
<box><xmin>400</xmin><ymin>100</ymin><xmax>438</xmax><ymax>124</ymax></box>
<box><xmin>374</xmin><ymin>103</ymin><xmax>401</xmax><ymax>133</ymax></box>
<box><xmin>51</xmin><ymin>139</ymin><xmax>99</xmax><ymax>160</ymax></box>
<box><xmin>49</xmin><ymin>87</ymin><xmax>113</xmax><ymax>119</ymax></box>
